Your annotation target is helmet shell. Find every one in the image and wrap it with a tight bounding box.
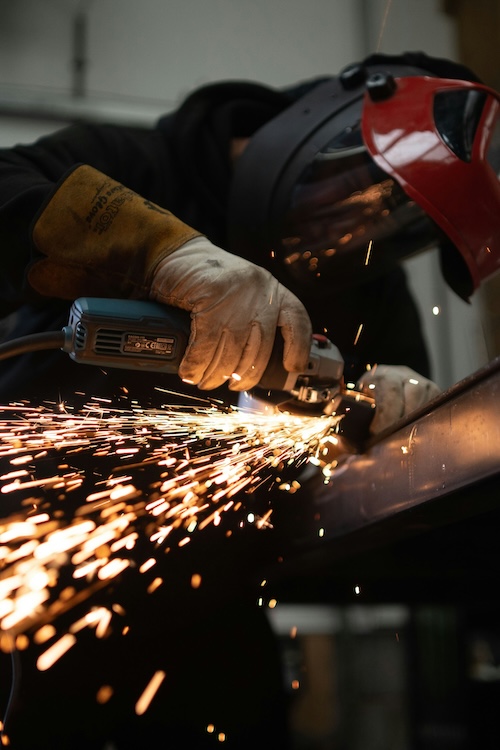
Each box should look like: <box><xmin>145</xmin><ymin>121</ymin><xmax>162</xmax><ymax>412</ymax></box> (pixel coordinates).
<box><xmin>362</xmin><ymin>74</ymin><xmax>500</xmax><ymax>297</ymax></box>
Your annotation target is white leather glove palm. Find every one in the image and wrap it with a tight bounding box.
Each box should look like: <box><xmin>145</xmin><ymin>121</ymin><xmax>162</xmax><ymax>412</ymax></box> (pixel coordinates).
<box><xmin>150</xmin><ymin>237</ymin><xmax>312</xmax><ymax>391</ymax></box>
<box><xmin>356</xmin><ymin>365</ymin><xmax>441</xmax><ymax>434</ymax></box>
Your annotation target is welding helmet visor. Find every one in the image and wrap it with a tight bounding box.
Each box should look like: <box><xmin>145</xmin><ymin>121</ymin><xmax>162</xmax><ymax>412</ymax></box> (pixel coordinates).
<box><xmin>228</xmin><ymin>66</ymin><xmax>500</xmax><ymax>299</ymax></box>
<box><xmin>276</xmin><ymin>114</ymin><xmax>437</xmax><ymax>289</ymax></box>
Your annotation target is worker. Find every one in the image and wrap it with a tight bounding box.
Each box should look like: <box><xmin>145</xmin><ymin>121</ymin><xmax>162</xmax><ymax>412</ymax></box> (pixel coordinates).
<box><xmin>0</xmin><ymin>50</ymin><xmax>498</xmax><ymax>748</ymax></box>
<box><xmin>5</xmin><ymin>49</ymin><xmax>494</xmax><ymax>422</ymax></box>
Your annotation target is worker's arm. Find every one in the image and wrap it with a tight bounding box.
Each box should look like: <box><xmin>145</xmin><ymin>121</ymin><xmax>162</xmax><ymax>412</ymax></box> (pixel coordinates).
<box><xmin>0</xmin><ymin>124</ymin><xmax>312</xmax><ymax>390</ymax></box>
<box><xmin>29</xmin><ymin>165</ymin><xmax>312</xmax><ymax>391</ymax></box>
<box><xmin>0</xmin><ymin>121</ymin><xmax>177</xmax><ymax>309</ymax></box>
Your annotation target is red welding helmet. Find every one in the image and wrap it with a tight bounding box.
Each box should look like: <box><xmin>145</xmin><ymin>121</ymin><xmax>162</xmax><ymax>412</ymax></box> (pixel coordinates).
<box><xmin>228</xmin><ymin>55</ymin><xmax>500</xmax><ymax>299</ymax></box>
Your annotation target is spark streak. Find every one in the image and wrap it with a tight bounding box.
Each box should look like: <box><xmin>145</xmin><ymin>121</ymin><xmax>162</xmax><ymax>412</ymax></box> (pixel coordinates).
<box><xmin>135</xmin><ymin>670</ymin><xmax>166</xmax><ymax>715</ymax></box>
<box><xmin>354</xmin><ymin>324</ymin><xmax>364</xmax><ymax>346</ymax></box>
<box><xmin>37</xmin><ymin>633</ymin><xmax>76</xmax><ymax>670</ymax></box>
<box><xmin>364</xmin><ymin>240</ymin><xmax>373</xmax><ymax>266</ymax></box>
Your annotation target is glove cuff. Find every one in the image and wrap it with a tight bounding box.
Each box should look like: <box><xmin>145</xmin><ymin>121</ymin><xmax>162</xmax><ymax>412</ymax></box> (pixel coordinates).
<box><xmin>29</xmin><ymin>164</ymin><xmax>201</xmax><ymax>299</ymax></box>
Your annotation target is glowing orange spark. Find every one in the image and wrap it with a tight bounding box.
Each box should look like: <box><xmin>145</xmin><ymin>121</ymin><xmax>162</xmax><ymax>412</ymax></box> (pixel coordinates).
<box><xmin>191</xmin><ymin>573</ymin><xmax>202</xmax><ymax>589</ymax></box>
<box><xmin>37</xmin><ymin>633</ymin><xmax>76</xmax><ymax>671</ymax></box>
<box><xmin>135</xmin><ymin>670</ymin><xmax>166</xmax><ymax>715</ymax></box>
<box><xmin>364</xmin><ymin>240</ymin><xmax>373</xmax><ymax>266</ymax></box>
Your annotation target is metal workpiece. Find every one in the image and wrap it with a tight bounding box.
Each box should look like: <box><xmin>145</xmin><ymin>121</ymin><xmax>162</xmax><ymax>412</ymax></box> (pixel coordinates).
<box><xmin>295</xmin><ymin>356</ymin><xmax>500</xmax><ymax>550</ymax></box>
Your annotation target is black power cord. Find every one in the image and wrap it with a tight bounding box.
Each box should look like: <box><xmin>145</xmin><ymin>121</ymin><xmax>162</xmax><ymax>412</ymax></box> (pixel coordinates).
<box><xmin>0</xmin><ymin>647</ymin><xmax>21</xmax><ymax>745</ymax></box>
<box><xmin>0</xmin><ymin>331</ymin><xmax>66</xmax><ymax>360</ymax></box>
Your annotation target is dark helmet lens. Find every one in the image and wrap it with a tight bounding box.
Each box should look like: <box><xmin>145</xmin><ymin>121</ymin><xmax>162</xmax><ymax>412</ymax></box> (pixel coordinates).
<box><xmin>276</xmin><ymin>135</ymin><xmax>439</xmax><ymax>288</ymax></box>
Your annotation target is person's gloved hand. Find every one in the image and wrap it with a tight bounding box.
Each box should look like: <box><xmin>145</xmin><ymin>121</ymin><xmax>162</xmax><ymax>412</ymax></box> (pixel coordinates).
<box><xmin>150</xmin><ymin>236</ymin><xmax>313</xmax><ymax>391</ymax></box>
<box><xmin>356</xmin><ymin>365</ymin><xmax>441</xmax><ymax>434</ymax></box>
<box><xmin>27</xmin><ymin>165</ymin><xmax>312</xmax><ymax>392</ymax></box>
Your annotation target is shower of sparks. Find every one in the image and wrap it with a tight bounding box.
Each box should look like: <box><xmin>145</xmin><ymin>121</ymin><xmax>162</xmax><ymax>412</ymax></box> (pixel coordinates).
<box><xmin>0</xmin><ymin>396</ymin><xmax>339</xmax><ymax>656</ymax></box>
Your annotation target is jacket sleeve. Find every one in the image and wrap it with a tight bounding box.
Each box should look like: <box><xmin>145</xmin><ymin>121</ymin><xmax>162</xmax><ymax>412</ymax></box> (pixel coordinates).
<box><xmin>0</xmin><ymin>122</ymin><xmax>198</xmax><ymax>305</ymax></box>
